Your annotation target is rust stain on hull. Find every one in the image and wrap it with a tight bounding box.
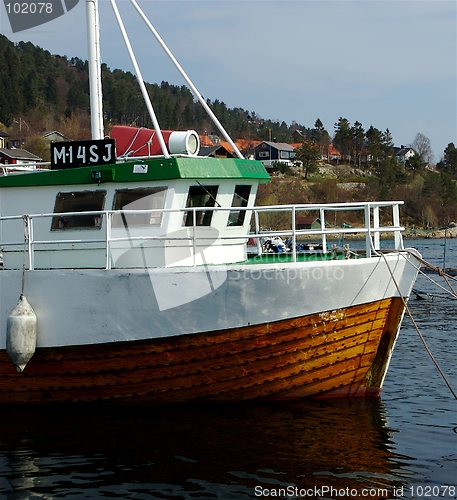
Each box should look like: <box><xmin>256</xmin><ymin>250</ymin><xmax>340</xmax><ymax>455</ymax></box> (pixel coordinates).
<box><xmin>0</xmin><ymin>297</ymin><xmax>405</xmax><ymax>404</ymax></box>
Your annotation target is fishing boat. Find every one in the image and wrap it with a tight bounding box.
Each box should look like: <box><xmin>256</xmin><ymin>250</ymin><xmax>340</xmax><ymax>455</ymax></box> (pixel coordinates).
<box><xmin>0</xmin><ymin>0</ymin><xmax>421</xmax><ymax>404</ymax></box>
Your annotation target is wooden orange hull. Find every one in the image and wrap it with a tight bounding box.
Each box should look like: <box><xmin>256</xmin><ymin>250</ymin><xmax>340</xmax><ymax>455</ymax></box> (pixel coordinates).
<box><xmin>0</xmin><ymin>297</ymin><xmax>404</xmax><ymax>404</ymax></box>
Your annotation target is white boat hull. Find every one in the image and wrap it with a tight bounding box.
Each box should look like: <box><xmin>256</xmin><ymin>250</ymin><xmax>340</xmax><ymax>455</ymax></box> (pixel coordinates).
<box><xmin>0</xmin><ymin>251</ymin><xmax>418</xmax><ymax>348</ymax></box>
<box><xmin>0</xmin><ymin>251</ymin><xmax>420</xmax><ymax>403</ymax></box>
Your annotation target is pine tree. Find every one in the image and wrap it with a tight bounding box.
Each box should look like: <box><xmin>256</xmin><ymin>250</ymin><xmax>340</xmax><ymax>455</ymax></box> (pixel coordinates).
<box><xmin>294</xmin><ymin>140</ymin><xmax>320</xmax><ymax>179</ymax></box>
<box><xmin>366</xmin><ymin>126</ymin><xmax>383</xmax><ymax>166</ymax></box>
<box><xmin>333</xmin><ymin>118</ymin><xmax>352</xmax><ymax>162</ymax></box>
<box><xmin>437</xmin><ymin>143</ymin><xmax>457</xmax><ymax>177</ymax></box>
<box><xmin>311</xmin><ymin>118</ymin><xmax>330</xmax><ymax>159</ymax></box>
<box><xmin>351</xmin><ymin>121</ymin><xmax>365</xmax><ymax>167</ymax></box>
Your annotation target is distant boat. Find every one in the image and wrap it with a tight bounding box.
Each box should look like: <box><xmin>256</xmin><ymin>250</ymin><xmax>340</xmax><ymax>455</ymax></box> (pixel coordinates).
<box><xmin>0</xmin><ymin>0</ymin><xmax>420</xmax><ymax>404</ymax></box>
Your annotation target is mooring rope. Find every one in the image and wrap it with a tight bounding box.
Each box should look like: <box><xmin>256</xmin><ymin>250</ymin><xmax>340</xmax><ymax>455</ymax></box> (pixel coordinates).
<box><xmin>382</xmin><ymin>248</ymin><xmax>457</xmax><ymax>300</ymax></box>
<box><xmin>414</xmin><ymin>253</ymin><xmax>457</xmax><ymax>294</ymax></box>
<box><xmin>412</xmin><ymin>253</ymin><xmax>457</xmax><ymax>300</ymax></box>
<box><xmin>380</xmin><ymin>250</ymin><xmax>457</xmax><ymax>400</ymax></box>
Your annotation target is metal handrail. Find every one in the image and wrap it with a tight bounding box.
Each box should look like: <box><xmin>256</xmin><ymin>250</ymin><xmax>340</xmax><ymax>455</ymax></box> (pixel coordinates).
<box><xmin>0</xmin><ymin>201</ymin><xmax>405</xmax><ymax>270</ymax></box>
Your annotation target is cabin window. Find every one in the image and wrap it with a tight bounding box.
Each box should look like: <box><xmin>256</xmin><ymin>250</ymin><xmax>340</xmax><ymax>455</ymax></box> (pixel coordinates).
<box><xmin>258</xmin><ymin>151</ymin><xmax>269</xmax><ymax>158</ymax></box>
<box><xmin>112</xmin><ymin>187</ymin><xmax>167</xmax><ymax>227</ymax></box>
<box><xmin>227</xmin><ymin>185</ymin><xmax>251</xmax><ymax>226</ymax></box>
<box><xmin>51</xmin><ymin>190</ymin><xmax>106</xmax><ymax>230</ymax></box>
<box><xmin>184</xmin><ymin>185</ymin><xmax>219</xmax><ymax>226</ymax></box>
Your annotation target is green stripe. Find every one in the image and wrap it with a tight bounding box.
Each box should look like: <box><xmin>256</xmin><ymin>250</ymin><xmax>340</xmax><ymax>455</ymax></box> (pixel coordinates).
<box><xmin>0</xmin><ymin>157</ymin><xmax>270</xmax><ymax>188</ymax></box>
<box><xmin>245</xmin><ymin>252</ymin><xmax>362</xmax><ymax>264</ymax></box>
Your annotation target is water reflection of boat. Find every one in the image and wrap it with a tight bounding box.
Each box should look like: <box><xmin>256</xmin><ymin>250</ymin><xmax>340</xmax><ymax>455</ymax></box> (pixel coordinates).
<box><xmin>0</xmin><ymin>401</ymin><xmax>404</xmax><ymax>497</ymax></box>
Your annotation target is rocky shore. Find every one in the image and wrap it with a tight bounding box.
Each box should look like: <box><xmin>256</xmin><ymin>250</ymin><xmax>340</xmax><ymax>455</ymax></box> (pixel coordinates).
<box><xmin>296</xmin><ymin>227</ymin><xmax>457</xmax><ymax>241</ymax></box>
<box><xmin>403</xmin><ymin>227</ymin><xmax>457</xmax><ymax>239</ymax></box>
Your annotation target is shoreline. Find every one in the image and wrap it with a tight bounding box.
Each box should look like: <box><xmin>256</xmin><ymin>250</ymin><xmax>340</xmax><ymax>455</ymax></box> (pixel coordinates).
<box><xmin>293</xmin><ymin>228</ymin><xmax>457</xmax><ymax>241</ymax></box>
<box><xmin>402</xmin><ymin>228</ymin><xmax>457</xmax><ymax>239</ymax></box>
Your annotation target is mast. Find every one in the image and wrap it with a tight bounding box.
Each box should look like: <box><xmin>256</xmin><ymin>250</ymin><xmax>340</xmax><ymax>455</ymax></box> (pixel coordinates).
<box><xmin>110</xmin><ymin>0</ymin><xmax>169</xmax><ymax>158</ymax></box>
<box><xmin>129</xmin><ymin>0</ymin><xmax>243</xmax><ymax>160</ymax></box>
<box><xmin>86</xmin><ymin>0</ymin><xmax>104</xmax><ymax>140</ymax></box>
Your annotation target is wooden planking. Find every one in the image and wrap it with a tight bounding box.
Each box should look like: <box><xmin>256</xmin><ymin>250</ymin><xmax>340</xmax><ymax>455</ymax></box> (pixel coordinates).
<box><xmin>0</xmin><ymin>297</ymin><xmax>404</xmax><ymax>403</ymax></box>
<box><xmin>0</xmin><ymin>336</ymin><xmax>380</xmax><ymax>403</ymax></box>
<box><xmin>0</xmin><ymin>298</ymin><xmax>390</xmax><ymax>373</ymax></box>
<box><xmin>0</xmin><ymin>309</ymin><xmax>385</xmax><ymax>385</ymax></box>
<box><xmin>0</xmin><ymin>315</ymin><xmax>385</xmax><ymax>384</ymax></box>
<box><xmin>0</xmin><ymin>298</ymin><xmax>388</xmax><ymax>396</ymax></box>
<box><xmin>0</xmin><ymin>297</ymin><xmax>389</xmax><ymax>366</ymax></box>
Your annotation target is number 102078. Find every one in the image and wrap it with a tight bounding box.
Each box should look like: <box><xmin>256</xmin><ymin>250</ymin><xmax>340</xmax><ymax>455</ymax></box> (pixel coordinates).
<box><xmin>409</xmin><ymin>485</ymin><xmax>456</xmax><ymax>497</ymax></box>
<box><xmin>5</xmin><ymin>3</ymin><xmax>53</xmax><ymax>14</ymax></box>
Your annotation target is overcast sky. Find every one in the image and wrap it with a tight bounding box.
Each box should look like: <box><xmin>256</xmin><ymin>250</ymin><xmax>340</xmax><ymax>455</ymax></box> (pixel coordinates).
<box><xmin>1</xmin><ymin>0</ymin><xmax>456</xmax><ymax>161</ymax></box>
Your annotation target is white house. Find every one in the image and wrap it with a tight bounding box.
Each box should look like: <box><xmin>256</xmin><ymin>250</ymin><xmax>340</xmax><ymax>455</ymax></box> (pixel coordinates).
<box><xmin>254</xmin><ymin>141</ymin><xmax>296</xmax><ymax>168</ymax></box>
<box><xmin>394</xmin><ymin>146</ymin><xmax>415</xmax><ymax>163</ymax></box>
<box><xmin>0</xmin><ymin>131</ymin><xmax>9</xmax><ymax>149</ymax></box>
<box><xmin>43</xmin><ymin>131</ymin><xmax>68</xmax><ymax>143</ymax></box>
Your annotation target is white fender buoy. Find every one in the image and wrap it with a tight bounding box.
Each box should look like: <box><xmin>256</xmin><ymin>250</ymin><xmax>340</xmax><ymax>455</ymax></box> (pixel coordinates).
<box><xmin>6</xmin><ymin>294</ymin><xmax>37</xmax><ymax>373</ymax></box>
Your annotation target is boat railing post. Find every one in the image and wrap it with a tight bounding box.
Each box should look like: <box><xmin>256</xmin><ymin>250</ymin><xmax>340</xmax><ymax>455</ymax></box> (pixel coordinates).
<box><xmin>320</xmin><ymin>207</ymin><xmax>327</xmax><ymax>254</ymax></box>
<box><xmin>105</xmin><ymin>211</ymin><xmax>111</xmax><ymax>270</ymax></box>
<box><xmin>25</xmin><ymin>215</ymin><xmax>34</xmax><ymax>270</ymax></box>
<box><xmin>292</xmin><ymin>206</ymin><xmax>297</xmax><ymax>262</ymax></box>
<box><xmin>254</xmin><ymin>210</ymin><xmax>262</xmax><ymax>256</ymax></box>
<box><xmin>192</xmin><ymin>208</ymin><xmax>197</xmax><ymax>267</ymax></box>
<box><xmin>393</xmin><ymin>203</ymin><xmax>402</xmax><ymax>249</ymax></box>
<box><xmin>373</xmin><ymin>205</ymin><xmax>380</xmax><ymax>250</ymax></box>
<box><xmin>364</xmin><ymin>204</ymin><xmax>372</xmax><ymax>258</ymax></box>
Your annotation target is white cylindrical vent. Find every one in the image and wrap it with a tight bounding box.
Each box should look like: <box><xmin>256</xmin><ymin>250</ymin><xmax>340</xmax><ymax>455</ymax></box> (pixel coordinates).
<box><xmin>168</xmin><ymin>130</ymin><xmax>200</xmax><ymax>156</ymax></box>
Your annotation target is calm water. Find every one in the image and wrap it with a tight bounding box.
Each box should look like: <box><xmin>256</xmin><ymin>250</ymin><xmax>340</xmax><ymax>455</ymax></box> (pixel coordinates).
<box><xmin>0</xmin><ymin>239</ymin><xmax>455</xmax><ymax>500</ymax></box>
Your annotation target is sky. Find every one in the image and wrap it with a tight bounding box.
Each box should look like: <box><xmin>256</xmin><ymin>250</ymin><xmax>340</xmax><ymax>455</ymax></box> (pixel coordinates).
<box><xmin>1</xmin><ymin>0</ymin><xmax>456</xmax><ymax>162</ymax></box>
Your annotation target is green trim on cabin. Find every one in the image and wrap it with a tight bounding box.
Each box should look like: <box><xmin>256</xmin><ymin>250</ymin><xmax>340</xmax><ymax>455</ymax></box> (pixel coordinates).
<box><xmin>0</xmin><ymin>157</ymin><xmax>270</xmax><ymax>188</ymax></box>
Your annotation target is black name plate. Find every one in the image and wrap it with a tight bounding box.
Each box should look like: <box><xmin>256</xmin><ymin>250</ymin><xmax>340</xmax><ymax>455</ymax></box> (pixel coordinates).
<box><xmin>51</xmin><ymin>139</ymin><xmax>115</xmax><ymax>169</ymax></box>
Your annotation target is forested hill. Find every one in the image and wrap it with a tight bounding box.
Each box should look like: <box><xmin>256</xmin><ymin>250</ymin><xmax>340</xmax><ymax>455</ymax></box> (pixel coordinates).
<box><xmin>0</xmin><ymin>34</ymin><xmax>306</xmax><ymax>142</ymax></box>
<box><xmin>3</xmin><ymin>34</ymin><xmax>457</xmax><ymax>229</ymax></box>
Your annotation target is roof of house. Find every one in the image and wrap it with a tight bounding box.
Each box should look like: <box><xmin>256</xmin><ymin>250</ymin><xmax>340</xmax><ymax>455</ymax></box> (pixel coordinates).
<box><xmin>234</xmin><ymin>138</ymin><xmax>262</xmax><ymax>151</ymax></box>
<box><xmin>218</xmin><ymin>141</ymin><xmax>235</xmax><ymax>154</ymax></box>
<box><xmin>395</xmin><ymin>147</ymin><xmax>414</xmax><ymax>157</ymax></box>
<box><xmin>296</xmin><ymin>216</ymin><xmax>319</xmax><ymax>225</ymax></box>
<box><xmin>256</xmin><ymin>141</ymin><xmax>295</xmax><ymax>151</ymax></box>
<box><xmin>43</xmin><ymin>131</ymin><xmax>67</xmax><ymax>141</ymax></box>
<box><xmin>198</xmin><ymin>146</ymin><xmax>219</xmax><ymax>156</ymax></box>
<box><xmin>210</xmin><ymin>139</ymin><xmax>263</xmax><ymax>156</ymax></box>
<box><xmin>198</xmin><ymin>144</ymin><xmax>235</xmax><ymax>158</ymax></box>
<box><xmin>199</xmin><ymin>135</ymin><xmax>215</xmax><ymax>147</ymax></box>
<box><xmin>0</xmin><ymin>131</ymin><xmax>9</xmax><ymax>138</ymax></box>
<box><xmin>0</xmin><ymin>148</ymin><xmax>42</xmax><ymax>160</ymax></box>
<box><xmin>328</xmin><ymin>144</ymin><xmax>342</xmax><ymax>157</ymax></box>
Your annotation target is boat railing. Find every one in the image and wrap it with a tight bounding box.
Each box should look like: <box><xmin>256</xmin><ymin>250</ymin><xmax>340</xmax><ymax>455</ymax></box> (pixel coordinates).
<box><xmin>0</xmin><ymin>201</ymin><xmax>404</xmax><ymax>270</ymax></box>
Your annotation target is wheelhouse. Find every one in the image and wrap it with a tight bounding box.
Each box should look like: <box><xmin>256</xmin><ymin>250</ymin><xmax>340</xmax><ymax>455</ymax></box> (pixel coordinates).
<box><xmin>0</xmin><ymin>156</ymin><xmax>270</xmax><ymax>269</ymax></box>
